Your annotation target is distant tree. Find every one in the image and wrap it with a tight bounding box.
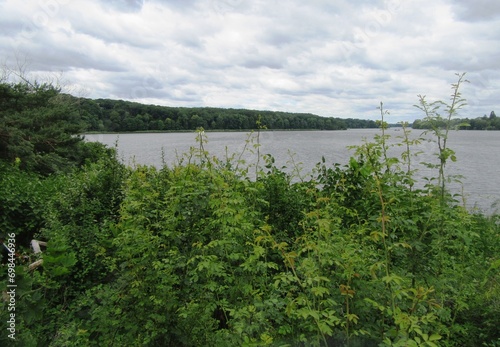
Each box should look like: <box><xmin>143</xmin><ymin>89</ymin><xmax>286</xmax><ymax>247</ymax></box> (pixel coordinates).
<box><xmin>149</xmin><ymin>119</ymin><xmax>164</xmax><ymax>131</ymax></box>
<box><xmin>53</xmin><ymin>95</ymin><xmax>378</xmax><ymax>132</ymax></box>
<box><xmin>177</xmin><ymin>112</ymin><xmax>189</xmax><ymax>130</ymax></box>
<box><xmin>108</xmin><ymin>110</ymin><xmax>122</xmax><ymax>131</ymax></box>
<box><xmin>189</xmin><ymin>114</ymin><xmax>207</xmax><ymax>129</ymax></box>
<box><xmin>163</xmin><ymin>117</ymin><xmax>176</xmax><ymax>131</ymax></box>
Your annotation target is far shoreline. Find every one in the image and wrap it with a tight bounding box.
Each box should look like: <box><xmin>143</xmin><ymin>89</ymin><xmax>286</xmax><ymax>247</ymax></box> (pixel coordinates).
<box><xmin>80</xmin><ymin>128</ymin><xmax>380</xmax><ymax>135</ymax></box>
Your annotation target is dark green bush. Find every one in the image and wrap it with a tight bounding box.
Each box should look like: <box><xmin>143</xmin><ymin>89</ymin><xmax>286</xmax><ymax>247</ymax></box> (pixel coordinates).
<box><xmin>2</xmin><ymin>75</ymin><xmax>499</xmax><ymax>346</ymax></box>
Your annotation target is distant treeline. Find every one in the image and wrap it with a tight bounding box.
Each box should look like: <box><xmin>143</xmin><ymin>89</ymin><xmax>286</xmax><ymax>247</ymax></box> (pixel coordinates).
<box><xmin>412</xmin><ymin>111</ymin><xmax>499</xmax><ymax>130</ymax></box>
<box><xmin>76</xmin><ymin>97</ymin><xmax>378</xmax><ymax>132</ymax></box>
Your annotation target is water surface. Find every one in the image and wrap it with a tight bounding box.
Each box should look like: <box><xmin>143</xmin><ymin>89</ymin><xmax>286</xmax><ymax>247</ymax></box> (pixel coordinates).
<box><xmin>85</xmin><ymin>129</ymin><xmax>500</xmax><ymax>213</ymax></box>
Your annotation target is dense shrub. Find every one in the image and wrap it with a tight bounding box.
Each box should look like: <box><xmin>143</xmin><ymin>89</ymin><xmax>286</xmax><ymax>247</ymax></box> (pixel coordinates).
<box><xmin>1</xmin><ymin>75</ymin><xmax>499</xmax><ymax>346</ymax></box>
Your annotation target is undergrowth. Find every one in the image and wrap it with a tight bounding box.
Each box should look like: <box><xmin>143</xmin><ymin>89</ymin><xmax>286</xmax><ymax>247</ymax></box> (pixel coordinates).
<box><xmin>1</xmin><ymin>73</ymin><xmax>499</xmax><ymax>347</ymax></box>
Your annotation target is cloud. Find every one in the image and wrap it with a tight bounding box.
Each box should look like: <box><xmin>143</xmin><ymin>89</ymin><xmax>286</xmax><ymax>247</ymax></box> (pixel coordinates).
<box><xmin>0</xmin><ymin>0</ymin><xmax>498</xmax><ymax>121</ymax></box>
<box><xmin>451</xmin><ymin>0</ymin><xmax>500</xmax><ymax>22</ymax></box>
<box><xmin>99</xmin><ymin>0</ymin><xmax>145</xmax><ymax>12</ymax></box>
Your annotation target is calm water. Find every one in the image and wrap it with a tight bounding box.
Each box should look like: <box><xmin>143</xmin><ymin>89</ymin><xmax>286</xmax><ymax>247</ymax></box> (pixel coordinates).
<box><xmin>85</xmin><ymin>129</ymin><xmax>500</xmax><ymax>214</ymax></box>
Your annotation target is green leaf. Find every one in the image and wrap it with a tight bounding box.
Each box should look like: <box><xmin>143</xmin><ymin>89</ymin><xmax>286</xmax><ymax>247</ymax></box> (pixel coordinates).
<box><xmin>428</xmin><ymin>334</ymin><xmax>441</xmax><ymax>341</ymax></box>
<box><xmin>310</xmin><ymin>286</ymin><xmax>329</xmax><ymax>297</ymax></box>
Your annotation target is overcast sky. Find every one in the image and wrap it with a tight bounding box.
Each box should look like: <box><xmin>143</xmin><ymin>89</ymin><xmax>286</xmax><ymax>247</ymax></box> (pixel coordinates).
<box><xmin>1</xmin><ymin>0</ymin><xmax>499</xmax><ymax>122</ymax></box>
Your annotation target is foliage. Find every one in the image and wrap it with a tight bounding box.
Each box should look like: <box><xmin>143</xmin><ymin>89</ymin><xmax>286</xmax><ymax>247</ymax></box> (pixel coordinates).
<box><xmin>1</xmin><ymin>75</ymin><xmax>499</xmax><ymax>346</ymax></box>
<box><xmin>413</xmin><ymin>72</ymin><xmax>469</xmax><ymax>200</ymax></box>
<box><xmin>0</xmin><ymin>161</ymin><xmax>60</xmax><ymax>247</ymax></box>
<box><xmin>80</xmin><ymin>97</ymin><xmax>376</xmax><ymax>132</ymax></box>
<box><xmin>0</xmin><ymin>82</ymin><xmax>85</xmax><ymax>175</ymax></box>
<box><xmin>0</xmin><ymin>148</ymin><xmax>127</xmax><ymax>347</ymax></box>
<box><xmin>412</xmin><ymin>111</ymin><xmax>499</xmax><ymax>130</ymax></box>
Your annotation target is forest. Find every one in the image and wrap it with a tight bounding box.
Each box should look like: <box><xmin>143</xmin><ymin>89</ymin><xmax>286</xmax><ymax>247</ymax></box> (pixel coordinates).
<box><xmin>0</xmin><ymin>74</ymin><xmax>499</xmax><ymax>347</ymax></box>
<box><xmin>412</xmin><ymin>111</ymin><xmax>500</xmax><ymax>130</ymax></box>
<box><xmin>77</xmin><ymin>97</ymin><xmax>378</xmax><ymax>132</ymax></box>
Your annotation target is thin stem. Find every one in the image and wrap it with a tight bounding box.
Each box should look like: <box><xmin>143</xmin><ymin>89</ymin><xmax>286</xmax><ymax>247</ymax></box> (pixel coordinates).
<box><xmin>378</xmin><ymin>102</ymin><xmax>390</xmax><ymax>171</ymax></box>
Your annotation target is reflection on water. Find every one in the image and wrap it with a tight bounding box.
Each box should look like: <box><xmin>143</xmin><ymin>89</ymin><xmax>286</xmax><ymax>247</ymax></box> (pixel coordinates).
<box><xmin>85</xmin><ymin>129</ymin><xmax>500</xmax><ymax>214</ymax></box>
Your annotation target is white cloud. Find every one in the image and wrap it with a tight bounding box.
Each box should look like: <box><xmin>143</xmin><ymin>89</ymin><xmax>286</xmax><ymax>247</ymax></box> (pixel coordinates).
<box><xmin>0</xmin><ymin>0</ymin><xmax>498</xmax><ymax>121</ymax></box>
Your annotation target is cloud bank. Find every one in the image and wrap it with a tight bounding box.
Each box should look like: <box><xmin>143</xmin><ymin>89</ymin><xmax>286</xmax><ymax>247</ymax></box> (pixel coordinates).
<box><xmin>1</xmin><ymin>0</ymin><xmax>499</xmax><ymax>121</ymax></box>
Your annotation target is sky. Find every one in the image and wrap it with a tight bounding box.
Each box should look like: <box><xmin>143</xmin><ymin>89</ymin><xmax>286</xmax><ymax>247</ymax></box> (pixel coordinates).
<box><xmin>0</xmin><ymin>0</ymin><xmax>499</xmax><ymax>122</ymax></box>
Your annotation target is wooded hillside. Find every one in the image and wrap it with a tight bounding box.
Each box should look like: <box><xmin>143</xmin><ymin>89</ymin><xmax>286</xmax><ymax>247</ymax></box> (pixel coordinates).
<box><xmin>76</xmin><ymin>97</ymin><xmax>378</xmax><ymax>132</ymax></box>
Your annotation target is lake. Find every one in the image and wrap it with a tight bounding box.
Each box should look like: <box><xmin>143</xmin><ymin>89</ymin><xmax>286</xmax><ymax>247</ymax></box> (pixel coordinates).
<box><xmin>85</xmin><ymin>129</ymin><xmax>500</xmax><ymax>214</ymax></box>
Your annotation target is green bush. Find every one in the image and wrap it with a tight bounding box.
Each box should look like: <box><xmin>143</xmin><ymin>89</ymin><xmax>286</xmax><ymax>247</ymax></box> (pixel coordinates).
<box><xmin>2</xmin><ymin>75</ymin><xmax>499</xmax><ymax>346</ymax></box>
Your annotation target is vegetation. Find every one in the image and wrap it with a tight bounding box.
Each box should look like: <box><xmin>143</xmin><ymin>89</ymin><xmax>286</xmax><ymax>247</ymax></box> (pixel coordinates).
<box><xmin>77</xmin><ymin>97</ymin><xmax>378</xmax><ymax>132</ymax></box>
<box><xmin>0</xmin><ymin>82</ymin><xmax>96</xmax><ymax>175</ymax></box>
<box><xmin>412</xmin><ymin>110</ymin><xmax>499</xmax><ymax>130</ymax></box>
<box><xmin>1</xmin><ymin>75</ymin><xmax>499</xmax><ymax>346</ymax></box>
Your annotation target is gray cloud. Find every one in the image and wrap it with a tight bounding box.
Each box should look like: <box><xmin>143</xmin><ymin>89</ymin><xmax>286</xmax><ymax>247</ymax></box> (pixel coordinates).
<box><xmin>100</xmin><ymin>0</ymin><xmax>145</xmax><ymax>12</ymax></box>
<box><xmin>0</xmin><ymin>0</ymin><xmax>498</xmax><ymax>121</ymax></box>
<box><xmin>452</xmin><ymin>0</ymin><xmax>500</xmax><ymax>22</ymax></box>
